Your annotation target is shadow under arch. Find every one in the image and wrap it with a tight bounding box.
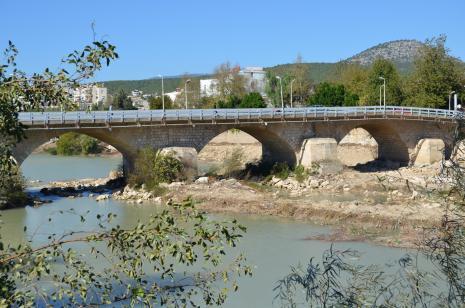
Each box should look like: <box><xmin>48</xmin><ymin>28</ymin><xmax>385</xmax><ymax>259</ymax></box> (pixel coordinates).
<box><xmin>198</xmin><ymin>125</ymin><xmax>297</xmax><ymax>167</ymax></box>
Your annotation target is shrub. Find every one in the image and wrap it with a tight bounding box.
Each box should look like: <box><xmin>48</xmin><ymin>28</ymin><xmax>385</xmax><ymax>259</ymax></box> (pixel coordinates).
<box><xmin>56</xmin><ymin>133</ymin><xmax>82</xmax><ymax>155</ymax></box>
<box><xmin>0</xmin><ymin>166</ymin><xmax>29</xmax><ymax>210</ymax></box>
<box><xmin>54</xmin><ymin>133</ymin><xmax>102</xmax><ymax>156</ymax></box>
<box><xmin>239</xmin><ymin>92</ymin><xmax>266</xmax><ymax>108</ymax></box>
<box><xmin>223</xmin><ymin>148</ymin><xmax>245</xmax><ymax>176</ymax></box>
<box><xmin>80</xmin><ymin>136</ymin><xmax>100</xmax><ymax>155</ymax></box>
<box><xmin>128</xmin><ymin>148</ymin><xmax>184</xmax><ymax>191</ymax></box>
<box><xmin>271</xmin><ymin>162</ymin><xmax>290</xmax><ymax>180</ymax></box>
<box><xmin>294</xmin><ymin>165</ymin><xmax>309</xmax><ymax>183</ymax></box>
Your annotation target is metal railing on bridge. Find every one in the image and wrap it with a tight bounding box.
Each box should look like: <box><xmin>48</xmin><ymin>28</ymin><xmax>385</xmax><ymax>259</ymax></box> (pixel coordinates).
<box><xmin>18</xmin><ymin>106</ymin><xmax>461</xmax><ymax>128</ymax></box>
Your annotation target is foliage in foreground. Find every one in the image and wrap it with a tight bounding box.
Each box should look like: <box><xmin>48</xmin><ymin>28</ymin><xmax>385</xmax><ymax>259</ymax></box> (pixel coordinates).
<box><xmin>276</xmin><ymin>116</ymin><xmax>465</xmax><ymax>307</ymax></box>
<box><xmin>128</xmin><ymin>148</ymin><xmax>184</xmax><ymax>191</ymax></box>
<box><xmin>0</xmin><ymin>199</ymin><xmax>251</xmax><ymax>306</ymax></box>
<box><xmin>0</xmin><ymin>38</ymin><xmax>118</xmax><ymax>207</ymax></box>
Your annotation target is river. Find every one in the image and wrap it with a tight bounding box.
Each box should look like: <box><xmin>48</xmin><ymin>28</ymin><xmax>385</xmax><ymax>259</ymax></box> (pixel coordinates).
<box><xmin>1</xmin><ymin>153</ymin><xmax>418</xmax><ymax>307</ymax></box>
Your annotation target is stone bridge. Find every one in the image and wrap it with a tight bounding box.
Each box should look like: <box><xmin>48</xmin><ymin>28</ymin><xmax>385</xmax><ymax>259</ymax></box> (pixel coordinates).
<box><xmin>14</xmin><ymin>106</ymin><xmax>460</xmax><ymax>173</ymax></box>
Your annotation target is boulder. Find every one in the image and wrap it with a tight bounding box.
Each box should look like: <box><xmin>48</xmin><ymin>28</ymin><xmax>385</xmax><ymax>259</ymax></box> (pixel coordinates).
<box><xmin>96</xmin><ymin>194</ymin><xmax>110</xmax><ymax>201</ymax></box>
<box><xmin>195</xmin><ymin>176</ymin><xmax>209</xmax><ymax>184</ymax></box>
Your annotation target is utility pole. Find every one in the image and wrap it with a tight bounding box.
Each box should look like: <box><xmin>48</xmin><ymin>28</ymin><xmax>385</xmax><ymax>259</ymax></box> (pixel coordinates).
<box><xmin>184</xmin><ymin>79</ymin><xmax>191</xmax><ymax>109</ymax></box>
<box><xmin>379</xmin><ymin>77</ymin><xmax>386</xmax><ymax>108</ymax></box>
<box><xmin>449</xmin><ymin>91</ymin><xmax>456</xmax><ymax>111</ymax></box>
<box><xmin>158</xmin><ymin>74</ymin><xmax>165</xmax><ymax>110</ymax></box>
<box><xmin>290</xmin><ymin>79</ymin><xmax>295</xmax><ymax>108</ymax></box>
<box><xmin>276</xmin><ymin>76</ymin><xmax>284</xmax><ymax>111</ymax></box>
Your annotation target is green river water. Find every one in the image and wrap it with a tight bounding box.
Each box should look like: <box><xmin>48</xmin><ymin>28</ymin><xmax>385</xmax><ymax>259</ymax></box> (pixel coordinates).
<box><xmin>0</xmin><ymin>153</ymin><xmax>418</xmax><ymax>307</ymax></box>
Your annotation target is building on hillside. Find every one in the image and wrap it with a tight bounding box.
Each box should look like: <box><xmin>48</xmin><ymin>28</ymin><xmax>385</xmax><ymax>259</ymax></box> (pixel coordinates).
<box><xmin>131</xmin><ymin>89</ymin><xmax>143</xmax><ymax>97</ymax></box>
<box><xmin>166</xmin><ymin>89</ymin><xmax>182</xmax><ymax>103</ymax></box>
<box><xmin>239</xmin><ymin>66</ymin><xmax>266</xmax><ymax>95</ymax></box>
<box><xmin>200</xmin><ymin>79</ymin><xmax>219</xmax><ymax>97</ymax></box>
<box><xmin>72</xmin><ymin>84</ymin><xmax>108</xmax><ymax>110</ymax></box>
<box><xmin>199</xmin><ymin>67</ymin><xmax>267</xmax><ymax>99</ymax></box>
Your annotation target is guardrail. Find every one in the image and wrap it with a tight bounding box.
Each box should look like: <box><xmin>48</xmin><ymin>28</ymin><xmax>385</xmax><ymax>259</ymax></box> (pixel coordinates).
<box><xmin>18</xmin><ymin>106</ymin><xmax>461</xmax><ymax>128</ymax></box>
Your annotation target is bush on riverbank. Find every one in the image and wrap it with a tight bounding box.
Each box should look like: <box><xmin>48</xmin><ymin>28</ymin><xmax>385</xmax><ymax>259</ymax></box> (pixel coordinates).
<box><xmin>0</xmin><ymin>167</ymin><xmax>29</xmax><ymax>210</ymax></box>
<box><xmin>50</xmin><ymin>133</ymin><xmax>102</xmax><ymax>156</ymax></box>
<box><xmin>128</xmin><ymin>148</ymin><xmax>184</xmax><ymax>192</ymax></box>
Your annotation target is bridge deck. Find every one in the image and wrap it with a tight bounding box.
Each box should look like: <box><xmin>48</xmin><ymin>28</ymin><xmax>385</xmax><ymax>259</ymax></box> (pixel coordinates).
<box><xmin>19</xmin><ymin>106</ymin><xmax>460</xmax><ymax>129</ymax></box>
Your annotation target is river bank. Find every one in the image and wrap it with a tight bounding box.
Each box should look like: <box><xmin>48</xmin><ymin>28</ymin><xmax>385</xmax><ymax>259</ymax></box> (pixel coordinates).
<box><xmin>30</xmin><ymin>161</ymin><xmax>450</xmax><ymax>248</ymax></box>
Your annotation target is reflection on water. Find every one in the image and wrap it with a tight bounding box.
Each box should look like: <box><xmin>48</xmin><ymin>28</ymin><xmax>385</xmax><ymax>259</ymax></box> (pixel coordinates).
<box><xmin>1</xmin><ymin>154</ymin><xmax>418</xmax><ymax>307</ymax></box>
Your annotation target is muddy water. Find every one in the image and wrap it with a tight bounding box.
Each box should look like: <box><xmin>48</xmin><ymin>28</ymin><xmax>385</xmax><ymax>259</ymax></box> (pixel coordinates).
<box><xmin>1</xmin><ymin>154</ymin><xmax>420</xmax><ymax>307</ymax></box>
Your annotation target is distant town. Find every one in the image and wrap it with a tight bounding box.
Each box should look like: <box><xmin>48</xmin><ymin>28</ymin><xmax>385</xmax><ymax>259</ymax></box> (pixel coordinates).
<box><xmin>73</xmin><ymin>66</ymin><xmax>267</xmax><ymax>110</ymax></box>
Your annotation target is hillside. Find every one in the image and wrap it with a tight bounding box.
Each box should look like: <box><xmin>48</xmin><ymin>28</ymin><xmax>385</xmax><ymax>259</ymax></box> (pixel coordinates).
<box><xmin>102</xmin><ymin>39</ymin><xmax>430</xmax><ymax>95</ymax></box>
<box><xmin>103</xmin><ymin>75</ymin><xmax>211</xmax><ymax>96</ymax></box>
<box><xmin>346</xmin><ymin>39</ymin><xmax>424</xmax><ymax>74</ymax></box>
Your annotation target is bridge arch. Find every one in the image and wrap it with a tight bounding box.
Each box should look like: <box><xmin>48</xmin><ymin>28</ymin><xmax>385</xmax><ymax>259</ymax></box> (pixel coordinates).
<box><xmin>13</xmin><ymin>129</ymin><xmax>132</xmax><ymax>172</ymax></box>
<box><xmin>342</xmin><ymin>123</ymin><xmax>410</xmax><ymax>164</ymax></box>
<box><xmin>337</xmin><ymin>127</ymin><xmax>378</xmax><ymax>166</ymax></box>
<box><xmin>198</xmin><ymin>125</ymin><xmax>297</xmax><ymax>167</ymax></box>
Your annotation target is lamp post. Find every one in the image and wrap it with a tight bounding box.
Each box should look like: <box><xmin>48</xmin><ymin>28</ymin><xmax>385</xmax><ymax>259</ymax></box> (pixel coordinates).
<box><xmin>379</xmin><ymin>85</ymin><xmax>383</xmax><ymax>106</ymax></box>
<box><xmin>449</xmin><ymin>91</ymin><xmax>456</xmax><ymax>111</ymax></box>
<box><xmin>184</xmin><ymin>79</ymin><xmax>191</xmax><ymax>109</ymax></box>
<box><xmin>158</xmin><ymin>74</ymin><xmax>165</xmax><ymax>110</ymax></box>
<box><xmin>378</xmin><ymin>77</ymin><xmax>386</xmax><ymax>108</ymax></box>
<box><xmin>276</xmin><ymin>76</ymin><xmax>284</xmax><ymax>111</ymax></box>
<box><xmin>290</xmin><ymin>79</ymin><xmax>295</xmax><ymax>108</ymax></box>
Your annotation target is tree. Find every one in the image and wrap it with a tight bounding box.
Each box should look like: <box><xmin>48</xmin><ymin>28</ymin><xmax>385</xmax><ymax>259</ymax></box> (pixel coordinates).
<box><xmin>214</xmin><ymin>62</ymin><xmax>246</xmax><ymax>100</ymax></box>
<box><xmin>0</xmin><ymin>40</ymin><xmax>118</xmax><ymax>209</ymax></box>
<box><xmin>290</xmin><ymin>53</ymin><xmax>312</xmax><ymax>104</ymax></box>
<box><xmin>405</xmin><ymin>35</ymin><xmax>464</xmax><ymax>108</ymax></box>
<box><xmin>332</xmin><ymin>62</ymin><xmax>369</xmax><ymax>100</ymax></box>
<box><xmin>217</xmin><ymin>95</ymin><xmax>242</xmax><ymax>108</ymax></box>
<box><xmin>239</xmin><ymin>92</ymin><xmax>266</xmax><ymax>108</ymax></box>
<box><xmin>148</xmin><ymin>95</ymin><xmax>173</xmax><ymax>109</ymax></box>
<box><xmin>113</xmin><ymin>89</ymin><xmax>135</xmax><ymax>110</ymax></box>
<box><xmin>0</xmin><ymin>40</ymin><xmax>250</xmax><ymax>306</ymax></box>
<box><xmin>306</xmin><ymin>82</ymin><xmax>358</xmax><ymax>106</ymax></box>
<box><xmin>362</xmin><ymin>58</ymin><xmax>404</xmax><ymax>105</ymax></box>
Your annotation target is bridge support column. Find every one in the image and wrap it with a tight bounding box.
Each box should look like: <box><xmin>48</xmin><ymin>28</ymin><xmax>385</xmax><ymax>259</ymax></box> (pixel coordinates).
<box><xmin>299</xmin><ymin>138</ymin><xmax>342</xmax><ymax>174</ymax></box>
<box><xmin>413</xmin><ymin>139</ymin><xmax>445</xmax><ymax>166</ymax></box>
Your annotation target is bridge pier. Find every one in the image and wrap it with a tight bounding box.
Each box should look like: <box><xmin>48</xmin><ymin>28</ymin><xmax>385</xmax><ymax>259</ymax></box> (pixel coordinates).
<box><xmin>413</xmin><ymin>139</ymin><xmax>445</xmax><ymax>166</ymax></box>
<box><xmin>299</xmin><ymin>138</ymin><xmax>343</xmax><ymax>174</ymax></box>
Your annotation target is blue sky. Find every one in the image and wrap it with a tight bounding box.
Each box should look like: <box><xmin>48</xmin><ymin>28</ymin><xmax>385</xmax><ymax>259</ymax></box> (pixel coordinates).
<box><xmin>2</xmin><ymin>0</ymin><xmax>464</xmax><ymax>81</ymax></box>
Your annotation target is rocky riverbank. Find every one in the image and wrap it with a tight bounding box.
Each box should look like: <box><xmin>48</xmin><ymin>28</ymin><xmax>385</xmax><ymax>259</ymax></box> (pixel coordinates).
<box><xmin>33</xmin><ymin>163</ymin><xmax>453</xmax><ymax>248</ymax></box>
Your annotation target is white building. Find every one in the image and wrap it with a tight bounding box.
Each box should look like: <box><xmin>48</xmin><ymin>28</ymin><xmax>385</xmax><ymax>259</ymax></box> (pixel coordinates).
<box><xmin>165</xmin><ymin>89</ymin><xmax>182</xmax><ymax>102</ymax></box>
<box><xmin>72</xmin><ymin>84</ymin><xmax>108</xmax><ymax>110</ymax></box>
<box><xmin>239</xmin><ymin>67</ymin><xmax>266</xmax><ymax>95</ymax></box>
<box><xmin>131</xmin><ymin>89</ymin><xmax>143</xmax><ymax>97</ymax></box>
<box><xmin>200</xmin><ymin>79</ymin><xmax>219</xmax><ymax>97</ymax></box>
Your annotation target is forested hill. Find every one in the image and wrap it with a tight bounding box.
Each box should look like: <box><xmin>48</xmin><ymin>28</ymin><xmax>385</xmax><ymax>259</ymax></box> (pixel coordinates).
<box><xmin>101</xmin><ymin>39</ymin><xmax>447</xmax><ymax>95</ymax></box>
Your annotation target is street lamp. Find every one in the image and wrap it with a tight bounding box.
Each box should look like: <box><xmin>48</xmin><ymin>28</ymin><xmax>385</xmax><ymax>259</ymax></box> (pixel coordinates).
<box><xmin>158</xmin><ymin>74</ymin><xmax>165</xmax><ymax>111</ymax></box>
<box><xmin>184</xmin><ymin>79</ymin><xmax>191</xmax><ymax>109</ymax></box>
<box><xmin>379</xmin><ymin>85</ymin><xmax>383</xmax><ymax>106</ymax></box>
<box><xmin>290</xmin><ymin>79</ymin><xmax>296</xmax><ymax>108</ymax></box>
<box><xmin>276</xmin><ymin>76</ymin><xmax>284</xmax><ymax>111</ymax></box>
<box><xmin>449</xmin><ymin>91</ymin><xmax>456</xmax><ymax>111</ymax></box>
<box><xmin>378</xmin><ymin>76</ymin><xmax>386</xmax><ymax>108</ymax></box>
